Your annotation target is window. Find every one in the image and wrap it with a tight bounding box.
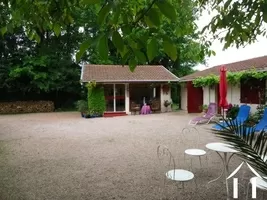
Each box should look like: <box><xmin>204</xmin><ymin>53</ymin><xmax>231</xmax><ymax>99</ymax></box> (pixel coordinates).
<box><xmin>240</xmin><ymin>78</ymin><xmax>265</xmax><ymax>104</ymax></box>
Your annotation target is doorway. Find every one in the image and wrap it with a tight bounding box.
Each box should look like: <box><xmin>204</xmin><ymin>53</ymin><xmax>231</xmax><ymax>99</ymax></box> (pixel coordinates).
<box><xmin>103</xmin><ymin>84</ymin><xmax>125</xmax><ymax>112</ymax></box>
<box><xmin>187</xmin><ymin>81</ymin><xmax>203</xmax><ymax>113</ymax></box>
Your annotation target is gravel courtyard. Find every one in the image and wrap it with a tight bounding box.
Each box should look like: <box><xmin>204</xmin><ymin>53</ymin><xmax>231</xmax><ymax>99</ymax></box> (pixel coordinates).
<box><xmin>0</xmin><ymin>112</ymin><xmax>251</xmax><ymax>200</ymax></box>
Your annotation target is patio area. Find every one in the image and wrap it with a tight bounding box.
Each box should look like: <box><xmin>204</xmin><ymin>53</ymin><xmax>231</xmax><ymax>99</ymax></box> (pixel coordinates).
<box><xmin>0</xmin><ymin>112</ymin><xmax>252</xmax><ymax>200</ymax></box>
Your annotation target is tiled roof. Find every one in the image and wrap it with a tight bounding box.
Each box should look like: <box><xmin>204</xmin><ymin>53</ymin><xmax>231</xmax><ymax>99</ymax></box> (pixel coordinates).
<box><xmin>180</xmin><ymin>55</ymin><xmax>267</xmax><ymax>81</ymax></box>
<box><xmin>81</xmin><ymin>65</ymin><xmax>180</xmax><ymax>83</ymax></box>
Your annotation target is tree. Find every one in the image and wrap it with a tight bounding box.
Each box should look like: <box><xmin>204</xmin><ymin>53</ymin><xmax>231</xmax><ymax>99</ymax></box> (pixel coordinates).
<box><xmin>199</xmin><ymin>0</ymin><xmax>267</xmax><ymax>49</ymax></box>
<box><xmin>0</xmin><ymin>3</ymin><xmax>83</xmax><ymax>107</ymax></box>
<box><xmin>1</xmin><ymin>0</ymin><xmax>212</xmax><ymax>70</ymax></box>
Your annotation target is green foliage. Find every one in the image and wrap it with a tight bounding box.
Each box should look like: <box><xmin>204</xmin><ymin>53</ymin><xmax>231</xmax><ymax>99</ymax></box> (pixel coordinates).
<box><xmin>155</xmin><ymin>0</ymin><xmax>177</xmax><ymax>20</ymax></box>
<box><xmin>226</xmin><ymin>104</ymin><xmax>239</xmax><ymax>119</ymax></box>
<box><xmin>147</xmin><ymin>38</ymin><xmax>158</xmax><ymax>62</ymax></box>
<box><xmin>192</xmin><ymin>74</ymin><xmax>219</xmax><ymax>87</ymax></box>
<box><xmin>213</xmin><ymin>122</ymin><xmax>267</xmax><ymax>178</ymax></box>
<box><xmin>0</xmin><ymin>0</ymin><xmax>211</xmax><ymax>110</ymax></box>
<box><xmin>87</xmin><ymin>85</ymin><xmax>105</xmax><ymax>115</ymax></box>
<box><xmin>171</xmin><ymin>83</ymin><xmax>178</xmax><ymax>104</ymax></box>
<box><xmin>226</xmin><ymin>72</ymin><xmax>242</xmax><ymax>86</ymax></box>
<box><xmin>199</xmin><ymin>104</ymin><xmax>208</xmax><ymax>111</ymax></box>
<box><xmin>75</xmin><ymin>100</ymin><xmax>88</xmax><ymax>112</ymax></box>
<box><xmin>164</xmin><ymin>100</ymin><xmax>172</xmax><ymax>107</ymax></box>
<box><xmin>228</xmin><ymin>70</ymin><xmax>267</xmax><ymax>85</ymax></box>
<box><xmin>86</xmin><ymin>81</ymin><xmax>97</xmax><ymax>89</ymax></box>
<box><xmin>246</xmin><ymin>99</ymin><xmax>267</xmax><ymax>126</ymax></box>
<box><xmin>193</xmin><ymin>69</ymin><xmax>267</xmax><ymax>87</ymax></box>
<box><xmin>199</xmin><ymin>0</ymin><xmax>267</xmax><ymax>49</ymax></box>
<box><xmin>163</xmin><ymin>40</ymin><xmax>177</xmax><ymax>61</ymax></box>
<box><xmin>0</xmin><ymin>3</ymin><xmax>82</xmax><ymax>107</ymax></box>
<box><xmin>1</xmin><ymin>0</ymin><xmax>212</xmax><ymax>70</ymax></box>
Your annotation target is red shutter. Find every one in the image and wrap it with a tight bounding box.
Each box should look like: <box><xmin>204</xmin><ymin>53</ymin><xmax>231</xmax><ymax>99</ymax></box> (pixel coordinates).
<box><xmin>240</xmin><ymin>78</ymin><xmax>265</xmax><ymax>104</ymax></box>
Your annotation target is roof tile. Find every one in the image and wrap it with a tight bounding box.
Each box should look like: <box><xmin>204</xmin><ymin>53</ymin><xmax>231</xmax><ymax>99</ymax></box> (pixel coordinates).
<box><xmin>180</xmin><ymin>55</ymin><xmax>267</xmax><ymax>81</ymax></box>
<box><xmin>81</xmin><ymin>65</ymin><xmax>179</xmax><ymax>82</ymax></box>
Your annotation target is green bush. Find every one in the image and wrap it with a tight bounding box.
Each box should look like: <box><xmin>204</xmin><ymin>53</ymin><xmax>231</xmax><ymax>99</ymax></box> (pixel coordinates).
<box><xmin>87</xmin><ymin>85</ymin><xmax>105</xmax><ymax>116</ymax></box>
<box><xmin>226</xmin><ymin>104</ymin><xmax>239</xmax><ymax>119</ymax></box>
<box><xmin>75</xmin><ymin>100</ymin><xmax>88</xmax><ymax>112</ymax></box>
<box><xmin>251</xmin><ymin>104</ymin><xmax>267</xmax><ymax>123</ymax></box>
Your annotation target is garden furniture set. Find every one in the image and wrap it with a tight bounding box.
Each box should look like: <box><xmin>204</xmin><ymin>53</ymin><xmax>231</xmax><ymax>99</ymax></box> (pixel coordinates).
<box><xmin>130</xmin><ymin>99</ymin><xmax>160</xmax><ymax>115</ymax></box>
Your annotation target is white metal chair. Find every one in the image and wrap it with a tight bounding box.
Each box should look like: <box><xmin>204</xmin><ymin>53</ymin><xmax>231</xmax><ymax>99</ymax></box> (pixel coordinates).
<box><xmin>246</xmin><ymin>177</ymin><xmax>267</xmax><ymax>200</ymax></box>
<box><xmin>157</xmin><ymin>145</ymin><xmax>196</xmax><ymax>199</ymax></box>
<box><xmin>181</xmin><ymin>127</ymin><xmax>207</xmax><ymax>171</ymax></box>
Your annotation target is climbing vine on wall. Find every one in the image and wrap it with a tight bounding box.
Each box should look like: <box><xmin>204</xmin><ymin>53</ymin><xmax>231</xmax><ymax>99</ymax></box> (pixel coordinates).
<box><xmin>192</xmin><ymin>74</ymin><xmax>219</xmax><ymax>87</ymax></box>
<box><xmin>86</xmin><ymin>81</ymin><xmax>97</xmax><ymax>89</ymax></box>
<box><xmin>192</xmin><ymin>69</ymin><xmax>267</xmax><ymax>87</ymax></box>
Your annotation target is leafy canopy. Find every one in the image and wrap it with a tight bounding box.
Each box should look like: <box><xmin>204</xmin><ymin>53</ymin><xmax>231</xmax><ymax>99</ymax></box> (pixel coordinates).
<box><xmin>0</xmin><ymin>0</ymin><xmax>214</xmax><ymax>70</ymax></box>
<box><xmin>1</xmin><ymin>0</ymin><xmax>187</xmax><ymax>70</ymax></box>
<box><xmin>199</xmin><ymin>0</ymin><xmax>267</xmax><ymax>49</ymax></box>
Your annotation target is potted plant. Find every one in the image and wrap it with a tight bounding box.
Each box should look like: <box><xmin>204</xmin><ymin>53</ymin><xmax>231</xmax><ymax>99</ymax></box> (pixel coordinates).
<box><xmin>75</xmin><ymin>100</ymin><xmax>88</xmax><ymax>117</ymax></box>
<box><xmin>243</xmin><ymin>113</ymin><xmax>258</xmax><ymax>127</ymax></box>
<box><xmin>82</xmin><ymin>111</ymin><xmax>90</xmax><ymax>118</ymax></box>
<box><xmin>164</xmin><ymin>100</ymin><xmax>172</xmax><ymax>112</ymax></box>
<box><xmin>226</xmin><ymin>104</ymin><xmax>239</xmax><ymax>119</ymax></box>
<box><xmin>200</xmin><ymin>104</ymin><xmax>208</xmax><ymax>113</ymax></box>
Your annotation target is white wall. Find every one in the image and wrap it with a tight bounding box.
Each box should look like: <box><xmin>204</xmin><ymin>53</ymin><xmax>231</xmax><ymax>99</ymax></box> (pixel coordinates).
<box><xmin>184</xmin><ymin>81</ymin><xmax>267</xmax><ymax>114</ymax></box>
<box><xmin>203</xmin><ymin>86</ymin><xmax>216</xmax><ymax>105</ymax></box>
<box><xmin>203</xmin><ymin>87</ymin><xmax>209</xmax><ymax>105</ymax></box>
<box><xmin>160</xmin><ymin>84</ymin><xmax>172</xmax><ymax>112</ymax></box>
<box><xmin>180</xmin><ymin>84</ymin><xmax>187</xmax><ymax>111</ymax></box>
<box><xmin>209</xmin><ymin>87</ymin><xmax>216</xmax><ymax>103</ymax></box>
<box><xmin>125</xmin><ymin>83</ymin><xmax>130</xmax><ymax>114</ymax></box>
<box><xmin>203</xmin><ymin>84</ymin><xmax>260</xmax><ymax>113</ymax></box>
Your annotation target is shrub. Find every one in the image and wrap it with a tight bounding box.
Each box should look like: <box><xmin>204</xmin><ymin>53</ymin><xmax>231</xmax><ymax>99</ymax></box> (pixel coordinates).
<box><xmin>250</xmin><ymin>104</ymin><xmax>267</xmax><ymax>123</ymax></box>
<box><xmin>244</xmin><ymin>115</ymin><xmax>258</xmax><ymax>127</ymax></box>
<box><xmin>226</xmin><ymin>104</ymin><xmax>239</xmax><ymax>119</ymax></box>
<box><xmin>199</xmin><ymin>104</ymin><xmax>208</xmax><ymax>112</ymax></box>
<box><xmin>75</xmin><ymin>100</ymin><xmax>88</xmax><ymax>112</ymax></box>
<box><xmin>87</xmin><ymin>85</ymin><xmax>105</xmax><ymax>116</ymax></box>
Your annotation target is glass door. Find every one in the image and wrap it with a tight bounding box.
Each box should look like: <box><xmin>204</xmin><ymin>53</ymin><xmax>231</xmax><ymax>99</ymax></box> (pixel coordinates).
<box><xmin>103</xmin><ymin>84</ymin><xmax>125</xmax><ymax>112</ymax></box>
<box><xmin>104</xmin><ymin>84</ymin><xmax>114</xmax><ymax>111</ymax></box>
<box><xmin>115</xmin><ymin>84</ymin><xmax>125</xmax><ymax>111</ymax></box>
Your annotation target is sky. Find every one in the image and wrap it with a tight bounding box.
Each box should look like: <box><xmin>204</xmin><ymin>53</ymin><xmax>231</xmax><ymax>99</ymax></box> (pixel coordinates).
<box><xmin>195</xmin><ymin>11</ymin><xmax>267</xmax><ymax>71</ymax></box>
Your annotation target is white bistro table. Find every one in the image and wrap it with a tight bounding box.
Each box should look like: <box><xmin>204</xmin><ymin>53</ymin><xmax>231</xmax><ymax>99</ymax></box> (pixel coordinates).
<box><xmin>206</xmin><ymin>142</ymin><xmax>238</xmax><ymax>200</ymax></box>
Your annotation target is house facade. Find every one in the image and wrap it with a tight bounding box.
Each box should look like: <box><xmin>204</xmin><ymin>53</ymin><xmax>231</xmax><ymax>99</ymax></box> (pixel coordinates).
<box><xmin>180</xmin><ymin>56</ymin><xmax>267</xmax><ymax>113</ymax></box>
<box><xmin>81</xmin><ymin>65</ymin><xmax>179</xmax><ymax>116</ymax></box>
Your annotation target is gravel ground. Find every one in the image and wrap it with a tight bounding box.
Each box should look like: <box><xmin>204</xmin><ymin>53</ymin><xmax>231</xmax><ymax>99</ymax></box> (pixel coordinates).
<box><xmin>0</xmin><ymin>112</ymin><xmax>255</xmax><ymax>200</ymax></box>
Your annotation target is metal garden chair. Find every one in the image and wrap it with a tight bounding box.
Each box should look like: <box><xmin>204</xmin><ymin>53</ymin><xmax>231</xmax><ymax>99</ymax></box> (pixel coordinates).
<box><xmin>181</xmin><ymin>127</ymin><xmax>208</xmax><ymax>171</ymax></box>
<box><xmin>157</xmin><ymin>145</ymin><xmax>196</xmax><ymax>199</ymax></box>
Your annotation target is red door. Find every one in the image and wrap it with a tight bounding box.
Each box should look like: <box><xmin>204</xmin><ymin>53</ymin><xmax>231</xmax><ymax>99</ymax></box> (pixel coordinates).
<box><xmin>187</xmin><ymin>81</ymin><xmax>203</xmax><ymax>113</ymax></box>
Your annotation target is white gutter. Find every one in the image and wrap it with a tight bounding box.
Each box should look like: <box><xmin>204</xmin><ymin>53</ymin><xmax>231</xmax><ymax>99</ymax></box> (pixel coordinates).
<box><xmin>81</xmin><ymin>79</ymin><xmax>180</xmax><ymax>83</ymax></box>
<box><xmin>80</xmin><ymin>64</ymin><xmax>84</xmax><ymax>85</ymax></box>
<box><xmin>179</xmin><ymin>79</ymin><xmax>194</xmax><ymax>82</ymax></box>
